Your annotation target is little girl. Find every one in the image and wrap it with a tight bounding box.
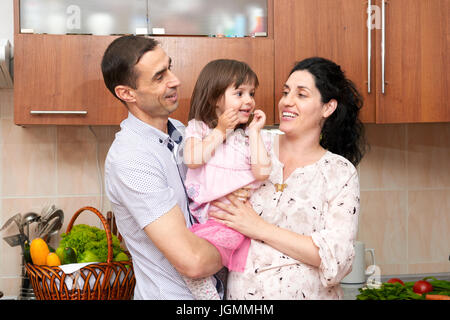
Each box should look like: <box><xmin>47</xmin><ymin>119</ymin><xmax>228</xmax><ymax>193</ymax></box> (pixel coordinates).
<box><xmin>182</xmin><ymin>59</ymin><xmax>272</xmax><ymax>299</ymax></box>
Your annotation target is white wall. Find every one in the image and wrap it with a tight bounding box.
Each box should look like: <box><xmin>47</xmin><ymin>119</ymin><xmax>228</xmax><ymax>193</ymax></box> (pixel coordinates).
<box><xmin>0</xmin><ymin>0</ymin><xmax>14</xmax><ymax>76</ymax></box>
<box><xmin>0</xmin><ymin>0</ymin><xmax>14</xmax><ymax>47</ymax></box>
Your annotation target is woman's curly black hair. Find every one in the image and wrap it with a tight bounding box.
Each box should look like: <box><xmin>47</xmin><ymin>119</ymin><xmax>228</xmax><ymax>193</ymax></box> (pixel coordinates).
<box><xmin>290</xmin><ymin>57</ymin><xmax>367</xmax><ymax>166</ymax></box>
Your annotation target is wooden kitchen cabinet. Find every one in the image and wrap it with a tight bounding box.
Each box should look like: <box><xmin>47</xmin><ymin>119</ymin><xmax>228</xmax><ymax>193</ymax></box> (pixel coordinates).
<box><xmin>375</xmin><ymin>0</ymin><xmax>449</xmax><ymax>123</ymax></box>
<box><xmin>274</xmin><ymin>0</ymin><xmax>376</xmax><ymax>123</ymax></box>
<box><xmin>13</xmin><ymin>35</ymin><xmax>275</xmax><ymax>125</ymax></box>
<box><xmin>14</xmin><ymin>34</ymin><xmax>127</xmax><ymax>125</ymax></box>
<box><xmin>274</xmin><ymin>0</ymin><xmax>449</xmax><ymax>124</ymax></box>
<box><xmin>13</xmin><ymin>0</ymin><xmax>274</xmax><ymax>126</ymax></box>
<box><xmin>13</xmin><ymin>0</ymin><xmax>449</xmax><ymax>125</ymax></box>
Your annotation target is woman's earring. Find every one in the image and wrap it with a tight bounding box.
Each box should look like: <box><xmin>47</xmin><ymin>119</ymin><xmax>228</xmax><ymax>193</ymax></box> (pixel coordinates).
<box><xmin>320</xmin><ymin>133</ymin><xmax>323</xmax><ymax>141</ymax></box>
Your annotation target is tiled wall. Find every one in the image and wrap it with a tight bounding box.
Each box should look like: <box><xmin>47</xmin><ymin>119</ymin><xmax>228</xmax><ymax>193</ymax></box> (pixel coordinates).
<box><xmin>358</xmin><ymin>123</ymin><xmax>450</xmax><ymax>276</ymax></box>
<box><xmin>0</xmin><ymin>88</ymin><xmax>119</xmax><ymax>296</ymax></box>
<box><xmin>0</xmin><ymin>88</ymin><xmax>449</xmax><ymax>296</ymax></box>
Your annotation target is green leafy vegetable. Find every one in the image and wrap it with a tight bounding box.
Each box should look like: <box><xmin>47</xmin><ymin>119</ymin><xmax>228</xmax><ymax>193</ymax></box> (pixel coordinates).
<box><xmin>356</xmin><ymin>283</ymin><xmax>425</xmax><ymax>300</ymax></box>
<box><xmin>79</xmin><ymin>249</ymin><xmax>100</xmax><ymax>263</ymax></box>
<box><xmin>58</xmin><ymin>224</ymin><xmax>123</xmax><ymax>263</ymax></box>
<box><xmin>356</xmin><ymin>277</ymin><xmax>450</xmax><ymax>300</ymax></box>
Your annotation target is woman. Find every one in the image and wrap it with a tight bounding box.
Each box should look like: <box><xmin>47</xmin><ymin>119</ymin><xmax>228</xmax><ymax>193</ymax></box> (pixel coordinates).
<box><xmin>211</xmin><ymin>57</ymin><xmax>367</xmax><ymax>299</ymax></box>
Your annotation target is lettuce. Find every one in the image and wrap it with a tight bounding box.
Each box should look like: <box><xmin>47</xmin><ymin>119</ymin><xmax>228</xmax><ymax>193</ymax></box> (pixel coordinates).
<box><xmin>59</xmin><ymin>224</ymin><xmax>122</xmax><ymax>263</ymax></box>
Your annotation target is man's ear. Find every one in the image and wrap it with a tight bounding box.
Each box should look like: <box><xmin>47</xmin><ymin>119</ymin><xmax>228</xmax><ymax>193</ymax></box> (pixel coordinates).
<box><xmin>323</xmin><ymin>99</ymin><xmax>338</xmax><ymax>118</ymax></box>
<box><xmin>115</xmin><ymin>85</ymin><xmax>136</xmax><ymax>104</ymax></box>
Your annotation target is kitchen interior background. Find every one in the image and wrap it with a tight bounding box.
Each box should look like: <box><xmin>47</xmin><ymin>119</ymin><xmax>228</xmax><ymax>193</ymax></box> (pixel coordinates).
<box><xmin>1</xmin><ymin>0</ymin><xmax>449</xmax><ymax>297</ymax></box>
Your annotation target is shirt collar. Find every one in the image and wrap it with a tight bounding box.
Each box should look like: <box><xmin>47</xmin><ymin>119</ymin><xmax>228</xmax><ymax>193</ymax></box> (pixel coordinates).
<box><xmin>122</xmin><ymin>112</ymin><xmax>183</xmax><ymax>147</ymax></box>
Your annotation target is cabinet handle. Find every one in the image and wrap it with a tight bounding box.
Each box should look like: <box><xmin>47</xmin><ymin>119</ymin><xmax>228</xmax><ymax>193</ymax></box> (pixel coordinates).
<box><xmin>381</xmin><ymin>0</ymin><xmax>386</xmax><ymax>94</ymax></box>
<box><xmin>367</xmin><ymin>0</ymin><xmax>372</xmax><ymax>94</ymax></box>
<box><xmin>30</xmin><ymin>110</ymin><xmax>88</xmax><ymax>115</ymax></box>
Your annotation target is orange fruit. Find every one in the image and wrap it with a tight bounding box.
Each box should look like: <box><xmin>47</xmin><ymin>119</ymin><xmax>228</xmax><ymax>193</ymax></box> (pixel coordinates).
<box><xmin>46</xmin><ymin>252</ymin><xmax>61</xmax><ymax>266</ymax></box>
<box><xmin>30</xmin><ymin>238</ymin><xmax>50</xmax><ymax>265</ymax></box>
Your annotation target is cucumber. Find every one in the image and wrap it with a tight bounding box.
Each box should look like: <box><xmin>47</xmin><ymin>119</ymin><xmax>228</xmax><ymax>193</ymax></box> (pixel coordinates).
<box><xmin>23</xmin><ymin>242</ymin><xmax>32</xmax><ymax>264</ymax></box>
<box><xmin>62</xmin><ymin>247</ymin><xmax>77</xmax><ymax>264</ymax></box>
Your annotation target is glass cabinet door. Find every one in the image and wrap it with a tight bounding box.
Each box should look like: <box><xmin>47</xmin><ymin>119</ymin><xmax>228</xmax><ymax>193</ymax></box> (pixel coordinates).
<box><xmin>19</xmin><ymin>0</ymin><xmax>267</xmax><ymax>37</ymax></box>
<box><xmin>146</xmin><ymin>0</ymin><xmax>267</xmax><ymax>37</ymax></box>
<box><xmin>20</xmin><ymin>0</ymin><xmax>148</xmax><ymax>35</ymax></box>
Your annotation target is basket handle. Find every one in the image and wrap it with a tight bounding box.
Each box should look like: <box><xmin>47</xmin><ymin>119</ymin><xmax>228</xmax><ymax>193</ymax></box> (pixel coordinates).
<box><xmin>66</xmin><ymin>206</ymin><xmax>113</xmax><ymax>264</ymax></box>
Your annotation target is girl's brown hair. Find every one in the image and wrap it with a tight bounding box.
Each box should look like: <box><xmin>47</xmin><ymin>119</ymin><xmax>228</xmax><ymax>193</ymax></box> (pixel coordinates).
<box><xmin>188</xmin><ymin>59</ymin><xmax>259</xmax><ymax>129</ymax></box>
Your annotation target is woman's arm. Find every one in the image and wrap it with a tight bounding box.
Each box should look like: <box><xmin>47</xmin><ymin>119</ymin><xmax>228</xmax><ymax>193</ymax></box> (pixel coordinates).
<box><xmin>211</xmin><ymin>169</ymin><xmax>361</xmax><ymax>287</ymax></box>
<box><xmin>210</xmin><ymin>194</ymin><xmax>321</xmax><ymax>267</ymax></box>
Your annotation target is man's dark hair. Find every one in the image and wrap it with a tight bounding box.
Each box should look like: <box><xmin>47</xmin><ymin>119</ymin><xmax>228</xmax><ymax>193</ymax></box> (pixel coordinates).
<box><xmin>101</xmin><ymin>35</ymin><xmax>159</xmax><ymax>102</ymax></box>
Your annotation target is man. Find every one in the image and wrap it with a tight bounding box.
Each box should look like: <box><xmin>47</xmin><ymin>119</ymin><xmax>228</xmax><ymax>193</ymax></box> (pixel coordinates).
<box><xmin>101</xmin><ymin>35</ymin><xmax>223</xmax><ymax>299</ymax></box>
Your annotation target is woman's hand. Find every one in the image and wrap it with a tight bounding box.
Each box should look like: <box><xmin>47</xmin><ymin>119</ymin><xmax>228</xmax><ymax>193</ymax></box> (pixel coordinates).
<box><xmin>212</xmin><ymin>195</ymin><xmax>322</xmax><ymax>268</ymax></box>
<box><xmin>210</xmin><ymin>194</ymin><xmax>272</xmax><ymax>240</ymax></box>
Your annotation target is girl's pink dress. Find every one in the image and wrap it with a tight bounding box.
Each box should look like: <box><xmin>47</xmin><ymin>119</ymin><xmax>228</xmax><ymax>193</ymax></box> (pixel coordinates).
<box><xmin>184</xmin><ymin>119</ymin><xmax>264</xmax><ymax>272</ymax></box>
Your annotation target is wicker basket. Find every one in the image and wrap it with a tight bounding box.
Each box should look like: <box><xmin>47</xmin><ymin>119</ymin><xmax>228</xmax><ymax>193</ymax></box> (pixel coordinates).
<box><xmin>25</xmin><ymin>206</ymin><xmax>136</xmax><ymax>300</ymax></box>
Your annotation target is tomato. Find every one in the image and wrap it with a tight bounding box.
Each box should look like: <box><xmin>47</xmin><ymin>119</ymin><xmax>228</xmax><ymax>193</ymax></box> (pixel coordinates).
<box><xmin>413</xmin><ymin>280</ymin><xmax>433</xmax><ymax>294</ymax></box>
<box><xmin>387</xmin><ymin>278</ymin><xmax>405</xmax><ymax>285</ymax></box>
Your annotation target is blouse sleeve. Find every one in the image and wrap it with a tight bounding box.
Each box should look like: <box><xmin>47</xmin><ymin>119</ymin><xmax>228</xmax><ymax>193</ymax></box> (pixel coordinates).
<box><xmin>310</xmin><ymin>167</ymin><xmax>360</xmax><ymax>288</ymax></box>
<box><xmin>185</xmin><ymin>119</ymin><xmax>209</xmax><ymax>140</ymax></box>
<box><xmin>260</xmin><ymin>129</ymin><xmax>275</xmax><ymax>153</ymax></box>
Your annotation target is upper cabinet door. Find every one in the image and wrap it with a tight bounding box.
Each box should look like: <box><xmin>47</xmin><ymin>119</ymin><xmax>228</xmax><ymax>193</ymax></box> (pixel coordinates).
<box><xmin>274</xmin><ymin>0</ymin><xmax>376</xmax><ymax>124</ymax></box>
<box><xmin>14</xmin><ymin>34</ymin><xmax>127</xmax><ymax>125</ymax></box>
<box><xmin>376</xmin><ymin>0</ymin><xmax>449</xmax><ymax>123</ymax></box>
<box><xmin>13</xmin><ymin>0</ymin><xmax>274</xmax><ymax>126</ymax></box>
<box><xmin>13</xmin><ymin>35</ymin><xmax>275</xmax><ymax>126</ymax></box>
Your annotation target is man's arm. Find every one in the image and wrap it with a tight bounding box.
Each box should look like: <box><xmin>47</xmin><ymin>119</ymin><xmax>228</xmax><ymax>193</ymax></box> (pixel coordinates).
<box><xmin>144</xmin><ymin>204</ymin><xmax>223</xmax><ymax>279</ymax></box>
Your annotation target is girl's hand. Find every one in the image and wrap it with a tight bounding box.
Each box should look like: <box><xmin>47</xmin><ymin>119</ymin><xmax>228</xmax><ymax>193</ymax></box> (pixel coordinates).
<box><xmin>217</xmin><ymin>108</ymin><xmax>239</xmax><ymax>134</ymax></box>
<box><xmin>210</xmin><ymin>194</ymin><xmax>271</xmax><ymax>240</ymax></box>
<box><xmin>248</xmin><ymin>109</ymin><xmax>266</xmax><ymax>133</ymax></box>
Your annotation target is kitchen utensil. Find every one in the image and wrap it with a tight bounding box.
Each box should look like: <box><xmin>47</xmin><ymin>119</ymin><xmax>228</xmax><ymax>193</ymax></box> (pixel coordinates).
<box><xmin>341</xmin><ymin>241</ymin><xmax>376</xmax><ymax>284</ymax></box>
<box><xmin>20</xmin><ymin>212</ymin><xmax>40</xmax><ymax>241</ymax></box>
<box><xmin>39</xmin><ymin>204</ymin><xmax>56</xmax><ymax>222</ymax></box>
<box><xmin>0</xmin><ymin>213</ymin><xmax>22</xmax><ymax>232</ymax></box>
<box><xmin>37</xmin><ymin>207</ymin><xmax>63</xmax><ymax>239</ymax></box>
<box><xmin>38</xmin><ymin>216</ymin><xmax>63</xmax><ymax>241</ymax></box>
<box><xmin>3</xmin><ymin>234</ymin><xmax>27</xmax><ymax>247</ymax></box>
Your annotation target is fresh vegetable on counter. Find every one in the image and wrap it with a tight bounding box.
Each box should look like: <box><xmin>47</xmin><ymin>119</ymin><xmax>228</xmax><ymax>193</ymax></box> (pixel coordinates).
<box><xmin>409</xmin><ymin>277</ymin><xmax>450</xmax><ymax>296</ymax></box>
<box><xmin>357</xmin><ymin>282</ymin><xmax>424</xmax><ymax>300</ymax></box>
<box><xmin>386</xmin><ymin>278</ymin><xmax>404</xmax><ymax>285</ymax></box>
<box><xmin>412</xmin><ymin>280</ymin><xmax>433</xmax><ymax>294</ymax></box>
<box><xmin>356</xmin><ymin>277</ymin><xmax>450</xmax><ymax>300</ymax></box>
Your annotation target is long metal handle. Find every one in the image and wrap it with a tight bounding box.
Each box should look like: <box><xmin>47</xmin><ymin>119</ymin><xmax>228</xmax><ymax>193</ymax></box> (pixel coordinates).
<box><xmin>367</xmin><ymin>0</ymin><xmax>372</xmax><ymax>93</ymax></box>
<box><xmin>381</xmin><ymin>0</ymin><xmax>386</xmax><ymax>94</ymax></box>
<box><xmin>30</xmin><ymin>110</ymin><xmax>88</xmax><ymax>115</ymax></box>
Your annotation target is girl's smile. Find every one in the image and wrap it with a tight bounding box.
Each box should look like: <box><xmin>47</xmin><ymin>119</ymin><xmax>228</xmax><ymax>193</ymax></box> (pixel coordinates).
<box><xmin>216</xmin><ymin>83</ymin><xmax>256</xmax><ymax>124</ymax></box>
